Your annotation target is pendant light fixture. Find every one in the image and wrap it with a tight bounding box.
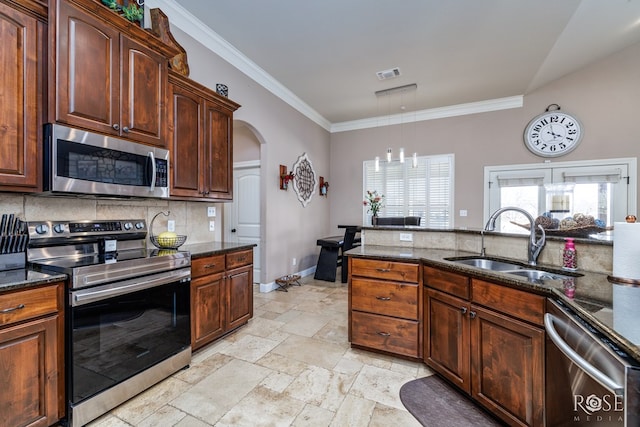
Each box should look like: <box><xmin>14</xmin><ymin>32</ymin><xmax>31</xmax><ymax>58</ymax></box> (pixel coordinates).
<box><xmin>374</xmin><ymin>83</ymin><xmax>418</xmax><ymax>170</ymax></box>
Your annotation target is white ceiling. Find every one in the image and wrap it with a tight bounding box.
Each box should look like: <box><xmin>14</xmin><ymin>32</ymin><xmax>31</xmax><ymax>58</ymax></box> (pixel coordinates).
<box><xmin>166</xmin><ymin>0</ymin><xmax>640</xmax><ymax>129</ymax></box>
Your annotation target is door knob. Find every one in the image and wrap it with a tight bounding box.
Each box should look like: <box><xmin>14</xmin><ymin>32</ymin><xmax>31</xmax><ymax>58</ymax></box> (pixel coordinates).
<box><xmin>231</xmin><ymin>228</ymin><xmax>237</xmax><ymax>233</ymax></box>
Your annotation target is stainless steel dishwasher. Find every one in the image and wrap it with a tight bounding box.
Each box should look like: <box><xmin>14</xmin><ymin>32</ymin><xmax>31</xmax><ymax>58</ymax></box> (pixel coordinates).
<box><xmin>545</xmin><ymin>299</ymin><xmax>640</xmax><ymax>426</ymax></box>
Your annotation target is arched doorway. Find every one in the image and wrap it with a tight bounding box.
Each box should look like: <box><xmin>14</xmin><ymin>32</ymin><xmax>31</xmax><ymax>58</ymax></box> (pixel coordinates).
<box><xmin>224</xmin><ymin>120</ymin><xmax>264</xmax><ymax>284</ymax></box>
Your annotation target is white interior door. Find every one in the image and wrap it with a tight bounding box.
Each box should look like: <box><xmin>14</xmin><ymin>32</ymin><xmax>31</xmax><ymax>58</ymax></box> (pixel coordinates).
<box><xmin>225</xmin><ymin>166</ymin><xmax>261</xmax><ymax>282</ymax></box>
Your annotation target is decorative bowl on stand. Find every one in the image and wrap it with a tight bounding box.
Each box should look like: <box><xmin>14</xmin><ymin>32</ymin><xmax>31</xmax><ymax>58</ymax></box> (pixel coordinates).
<box><xmin>149</xmin><ymin>211</ymin><xmax>187</xmax><ymax>249</ymax></box>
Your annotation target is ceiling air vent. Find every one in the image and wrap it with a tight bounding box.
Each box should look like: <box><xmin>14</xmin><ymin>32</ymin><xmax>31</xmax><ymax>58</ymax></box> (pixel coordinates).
<box><xmin>376</xmin><ymin>67</ymin><xmax>401</xmax><ymax>81</ymax></box>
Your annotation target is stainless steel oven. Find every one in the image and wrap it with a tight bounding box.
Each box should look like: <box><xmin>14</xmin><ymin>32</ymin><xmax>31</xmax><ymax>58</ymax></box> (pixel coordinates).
<box><xmin>545</xmin><ymin>299</ymin><xmax>640</xmax><ymax>426</ymax></box>
<box><xmin>28</xmin><ymin>219</ymin><xmax>190</xmax><ymax>427</ymax></box>
<box><xmin>43</xmin><ymin>124</ymin><xmax>169</xmax><ymax>198</ymax></box>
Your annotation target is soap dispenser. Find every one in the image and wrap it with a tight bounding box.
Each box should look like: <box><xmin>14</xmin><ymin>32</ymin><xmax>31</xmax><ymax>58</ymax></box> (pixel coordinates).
<box><xmin>562</xmin><ymin>238</ymin><xmax>577</xmax><ymax>270</ymax></box>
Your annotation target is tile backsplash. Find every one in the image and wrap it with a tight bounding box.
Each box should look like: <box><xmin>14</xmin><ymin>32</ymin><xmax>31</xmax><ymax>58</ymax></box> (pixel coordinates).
<box><xmin>1</xmin><ymin>193</ymin><xmax>222</xmax><ymax>245</ymax></box>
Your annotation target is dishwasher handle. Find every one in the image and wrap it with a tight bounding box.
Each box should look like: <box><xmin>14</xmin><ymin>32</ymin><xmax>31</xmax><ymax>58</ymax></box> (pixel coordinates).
<box><xmin>544</xmin><ymin>312</ymin><xmax>624</xmax><ymax>395</ymax></box>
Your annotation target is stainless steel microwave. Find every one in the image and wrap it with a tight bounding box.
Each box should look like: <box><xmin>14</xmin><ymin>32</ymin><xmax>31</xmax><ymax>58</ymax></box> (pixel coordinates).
<box><xmin>43</xmin><ymin>124</ymin><xmax>169</xmax><ymax>199</ymax></box>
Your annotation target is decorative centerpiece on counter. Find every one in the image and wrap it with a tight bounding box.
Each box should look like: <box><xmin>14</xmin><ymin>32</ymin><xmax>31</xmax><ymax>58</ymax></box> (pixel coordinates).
<box><xmin>363</xmin><ymin>190</ymin><xmax>384</xmax><ymax>225</ymax></box>
<box><xmin>511</xmin><ymin>212</ymin><xmax>611</xmax><ymax>237</ymax></box>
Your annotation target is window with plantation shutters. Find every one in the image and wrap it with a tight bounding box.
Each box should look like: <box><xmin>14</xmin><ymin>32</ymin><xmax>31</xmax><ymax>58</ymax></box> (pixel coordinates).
<box><xmin>485</xmin><ymin>158</ymin><xmax>636</xmax><ymax>233</ymax></box>
<box><xmin>363</xmin><ymin>154</ymin><xmax>454</xmax><ymax>227</ymax></box>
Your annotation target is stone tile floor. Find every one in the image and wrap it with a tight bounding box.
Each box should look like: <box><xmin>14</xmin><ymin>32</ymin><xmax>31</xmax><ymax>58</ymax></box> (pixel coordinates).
<box><xmin>88</xmin><ymin>274</ymin><xmax>432</xmax><ymax>426</ymax></box>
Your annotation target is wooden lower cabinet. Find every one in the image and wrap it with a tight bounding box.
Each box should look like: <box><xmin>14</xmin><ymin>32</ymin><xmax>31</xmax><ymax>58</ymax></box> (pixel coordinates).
<box><xmin>191</xmin><ymin>249</ymin><xmax>253</xmax><ymax>351</ymax></box>
<box><xmin>424</xmin><ymin>266</ymin><xmax>545</xmax><ymax>427</ymax></box>
<box><xmin>0</xmin><ymin>283</ymin><xmax>63</xmax><ymax>427</ymax></box>
<box><xmin>348</xmin><ymin>257</ymin><xmax>421</xmax><ymax>359</ymax></box>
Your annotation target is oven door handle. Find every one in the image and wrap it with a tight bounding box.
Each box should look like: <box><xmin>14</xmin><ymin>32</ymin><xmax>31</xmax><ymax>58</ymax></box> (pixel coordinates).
<box><xmin>544</xmin><ymin>312</ymin><xmax>624</xmax><ymax>395</ymax></box>
<box><xmin>71</xmin><ymin>268</ymin><xmax>190</xmax><ymax>307</ymax></box>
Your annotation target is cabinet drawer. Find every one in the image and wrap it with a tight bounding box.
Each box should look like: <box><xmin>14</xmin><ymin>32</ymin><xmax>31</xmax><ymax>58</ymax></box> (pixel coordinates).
<box><xmin>351</xmin><ymin>278</ymin><xmax>418</xmax><ymax>320</ymax></box>
<box><xmin>0</xmin><ymin>285</ymin><xmax>58</xmax><ymax>327</ymax></box>
<box><xmin>351</xmin><ymin>311</ymin><xmax>419</xmax><ymax>358</ymax></box>
<box><xmin>351</xmin><ymin>258</ymin><xmax>419</xmax><ymax>283</ymax></box>
<box><xmin>191</xmin><ymin>254</ymin><xmax>225</xmax><ymax>278</ymax></box>
<box><xmin>472</xmin><ymin>279</ymin><xmax>545</xmax><ymax>326</ymax></box>
<box><xmin>226</xmin><ymin>249</ymin><xmax>253</xmax><ymax>270</ymax></box>
<box><xmin>424</xmin><ymin>265</ymin><xmax>470</xmax><ymax>299</ymax></box>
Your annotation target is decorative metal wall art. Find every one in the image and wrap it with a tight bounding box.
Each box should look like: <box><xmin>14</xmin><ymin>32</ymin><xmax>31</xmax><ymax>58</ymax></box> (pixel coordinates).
<box><xmin>292</xmin><ymin>153</ymin><xmax>317</xmax><ymax>207</ymax></box>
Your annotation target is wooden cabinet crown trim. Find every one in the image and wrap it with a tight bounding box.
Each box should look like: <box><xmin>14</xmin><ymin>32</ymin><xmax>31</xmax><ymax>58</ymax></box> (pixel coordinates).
<box><xmin>169</xmin><ymin>70</ymin><xmax>241</xmax><ymax>111</ymax></box>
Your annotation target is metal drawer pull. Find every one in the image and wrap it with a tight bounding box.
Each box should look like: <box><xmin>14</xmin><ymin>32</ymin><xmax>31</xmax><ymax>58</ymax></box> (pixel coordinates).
<box><xmin>376</xmin><ymin>296</ymin><xmax>391</xmax><ymax>301</ymax></box>
<box><xmin>460</xmin><ymin>307</ymin><xmax>468</xmax><ymax>314</ymax></box>
<box><xmin>377</xmin><ymin>331</ymin><xmax>391</xmax><ymax>337</ymax></box>
<box><xmin>1</xmin><ymin>303</ymin><xmax>25</xmax><ymax>313</ymax></box>
<box><xmin>236</xmin><ymin>257</ymin><xmax>246</xmax><ymax>262</ymax></box>
<box><xmin>204</xmin><ymin>264</ymin><xmax>217</xmax><ymax>269</ymax></box>
<box><xmin>376</xmin><ymin>268</ymin><xmax>391</xmax><ymax>272</ymax></box>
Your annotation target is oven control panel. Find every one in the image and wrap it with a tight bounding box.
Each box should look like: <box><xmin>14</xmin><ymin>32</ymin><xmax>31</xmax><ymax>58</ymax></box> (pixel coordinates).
<box><xmin>28</xmin><ymin>219</ymin><xmax>147</xmax><ymax>241</ymax></box>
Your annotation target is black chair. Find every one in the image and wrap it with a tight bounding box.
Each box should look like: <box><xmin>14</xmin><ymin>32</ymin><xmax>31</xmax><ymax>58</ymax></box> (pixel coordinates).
<box><xmin>314</xmin><ymin>226</ymin><xmax>361</xmax><ymax>282</ymax></box>
<box><xmin>375</xmin><ymin>217</ymin><xmax>405</xmax><ymax>226</ymax></box>
<box><xmin>405</xmin><ymin>216</ymin><xmax>421</xmax><ymax>226</ymax></box>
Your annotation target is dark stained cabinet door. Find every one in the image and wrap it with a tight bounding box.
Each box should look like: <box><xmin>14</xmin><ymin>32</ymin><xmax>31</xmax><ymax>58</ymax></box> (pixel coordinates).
<box><xmin>204</xmin><ymin>102</ymin><xmax>232</xmax><ymax>199</ymax></box>
<box><xmin>0</xmin><ymin>2</ymin><xmax>42</xmax><ymax>191</ymax></box>
<box><xmin>168</xmin><ymin>80</ymin><xmax>203</xmax><ymax>198</ymax></box>
<box><xmin>471</xmin><ymin>306</ymin><xmax>544</xmax><ymax>427</ymax></box>
<box><xmin>191</xmin><ymin>273</ymin><xmax>225</xmax><ymax>349</ymax></box>
<box><xmin>54</xmin><ymin>0</ymin><xmax>168</xmax><ymax>147</ymax></box>
<box><xmin>168</xmin><ymin>71</ymin><xmax>239</xmax><ymax>201</ymax></box>
<box><xmin>120</xmin><ymin>35</ymin><xmax>166</xmax><ymax>147</ymax></box>
<box><xmin>424</xmin><ymin>288</ymin><xmax>471</xmax><ymax>393</ymax></box>
<box><xmin>226</xmin><ymin>264</ymin><xmax>253</xmax><ymax>331</ymax></box>
<box><xmin>56</xmin><ymin>0</ymin><xmax>119</xmax><ymax>135</ymax></box>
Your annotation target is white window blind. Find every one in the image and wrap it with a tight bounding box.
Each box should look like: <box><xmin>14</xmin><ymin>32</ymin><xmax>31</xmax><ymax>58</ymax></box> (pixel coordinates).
<box><xmin>363</xmin><ymin>154</ymin><xmax>454</xmax><ymax>227</ymax></box>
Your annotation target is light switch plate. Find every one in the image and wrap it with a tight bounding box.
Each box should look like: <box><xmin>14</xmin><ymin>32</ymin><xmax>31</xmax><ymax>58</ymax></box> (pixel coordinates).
<box><xmin>167</xmin><ymin>220</ymin><xmax>175</xmax><ymax>232</ymax></box>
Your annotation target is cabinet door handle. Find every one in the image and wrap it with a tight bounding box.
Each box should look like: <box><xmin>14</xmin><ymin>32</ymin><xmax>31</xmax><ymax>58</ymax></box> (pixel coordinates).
<box><xmin>122</xmin><ymin>126</ymin><xmax>130</xmax><ymax>133</ymax></box>
<box><xmin>377</xmin><ymin>331</ymin><xmax>391</xmax><ymax>337</ymax></box>
<box><xmin>376</xmin><ymin>296</ymin><xmax>391</xmax><ymax>301</ymax></box>
<box><xmin>460</xmin><ymin>307</ymin><xmax>468</xmax><ymax>314</ymax></box>
<box><xmin>112</xmin><ymin>123</ymin><xmax>120</xmax><ymax>130</ymax></box>
<box><xmin>1</xmin><ymin>303</ymin><xmax>25</xmax><ymax>313</ymax></box>
<box><xmin>376</xmin><ymin>268</ymin><xmax>391</xmax><ymax>273</ymax></box>
<box><xmin>470</xmin><ymin>311</ymin><xmax>477</xmax><ymax>319</ymax></box>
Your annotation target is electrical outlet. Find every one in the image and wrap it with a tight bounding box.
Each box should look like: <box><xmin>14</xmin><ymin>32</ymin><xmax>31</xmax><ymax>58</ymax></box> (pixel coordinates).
<box><xmin>292</xmin><ymin>257</ymin><xmax>297</xmax><ymax>266</ymax></box>
<box><xmin>400</xmin><ymin>233</ymin><xmax>413</xmax><ymax>242</ymax></box>
<box><xmin>167</xmin><ymin>220</ymin><xmax>175</xmax><ymax>232</ymax></box>
<box><xmin>459</xmin><ymin>209</ymin><xmax>468</xmax><ymax>217</ymax></box>
<box><xmin>207</xmin><ymin>206</ymin><xmax>216</xmax><ymax>217</ymax></box>
<box><xmin>209</xmin><ymin>221</ymin><xmax>215</xmax><ymax>232</ymax></box>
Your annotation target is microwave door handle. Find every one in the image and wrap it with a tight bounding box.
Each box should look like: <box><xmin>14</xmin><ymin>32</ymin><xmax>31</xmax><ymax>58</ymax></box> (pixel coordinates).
<box><xmin>544</xmin><ymin>313</ymin><xmax>624</xmax><ymax>395</ymax></box>
<box><xmin>148</xmin><ymin>151</ymin><xmax>157</xmax><ymax>192</ymax></box>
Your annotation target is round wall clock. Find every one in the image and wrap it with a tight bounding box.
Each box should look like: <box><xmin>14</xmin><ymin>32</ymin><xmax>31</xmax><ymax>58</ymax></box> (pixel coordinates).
<box><xmin>523</xmin><ymin>104</ymin><xmax>582</xmax><ymax>158</ymax></box>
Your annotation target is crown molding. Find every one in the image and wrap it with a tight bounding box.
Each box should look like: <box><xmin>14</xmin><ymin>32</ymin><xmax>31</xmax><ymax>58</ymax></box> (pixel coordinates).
<box><xmin>145</xmin><ymin>0</ymin><xmax>331</xmax><ymax>131</ymax></box>
<box><xmin>146</xmin><ymin>1</ymin><xmax>522</xmax><ymax>135</ymax></box>
<box><xmin>330</xmin><ymin>95</ymin><xmax>524</xmax><ymax>133</ymax></box>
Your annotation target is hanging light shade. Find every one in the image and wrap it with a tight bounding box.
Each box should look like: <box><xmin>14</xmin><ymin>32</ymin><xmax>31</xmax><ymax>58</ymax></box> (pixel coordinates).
<box><xmin>375</xmin><ymin>156</ymin><xmax>380</xmax><ymax>172</ymax></box>
<box><xmin>399</xmin><ymin>148</ymin><xmax>405</xmax><ymax>163</ymax></box>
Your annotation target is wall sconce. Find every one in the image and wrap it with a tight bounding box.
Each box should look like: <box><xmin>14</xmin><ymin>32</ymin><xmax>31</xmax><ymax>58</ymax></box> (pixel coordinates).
<box><xmin>279</xmin><ymin>165</ymin><xmax>294</xmax><ymax>190</ymax></box>
<box><xmin>319</xmin><ymin>176</ymin><xmax>329</xmax><ymax>196</ymax></box>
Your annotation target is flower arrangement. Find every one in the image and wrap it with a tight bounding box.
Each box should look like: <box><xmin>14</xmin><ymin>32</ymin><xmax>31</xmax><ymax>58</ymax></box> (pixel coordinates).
<box><xmin>101</xmin><ymin>0</ymin><xmax>144</xmax><ymax>24</ymax></box>
<box><xmin>363</xmin><ymin>190</ymin><xmax>384</xmax><ymax>216</ymax></box>
<box><xmin>280</xmin><ymin>171</ymin><xmax>295</xmax><ymax>189</ymax></box>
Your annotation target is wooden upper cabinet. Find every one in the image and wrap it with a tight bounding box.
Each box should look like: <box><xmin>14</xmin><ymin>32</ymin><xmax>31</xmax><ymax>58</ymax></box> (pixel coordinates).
<box><xmin>0</xmin><ymin>1</ymin><xmax>44</xmax><ymax>192</ymax></box>
<box><xmin>52</xmin><ymin>0</ymin><xmax>176</xmax><ymax>148</ymax></box>
<box><xmin>168</xmin><ymin>71</ymin><xmax>240</xmax><ymax>200</ymax></box>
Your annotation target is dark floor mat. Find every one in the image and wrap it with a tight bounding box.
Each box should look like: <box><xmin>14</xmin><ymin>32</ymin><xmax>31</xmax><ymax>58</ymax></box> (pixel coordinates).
<box><xmin>399</xmin><ymin>375</ymin><xmax>505</xmax><ymax>427</ymax></box>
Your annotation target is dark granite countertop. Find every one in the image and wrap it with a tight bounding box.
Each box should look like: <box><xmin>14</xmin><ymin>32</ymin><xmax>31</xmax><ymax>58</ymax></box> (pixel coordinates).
<box><xmin>0</xmin><ymin>268</ymin><xmax>67</xmax><ymax>293</ymax></box>
<box><xmin>182</xmin><ymin>242</ymin><xmax>257</xmax><ymax>259</ymax></box>
<box><xmin>345</xmin><ymin>244</ymin><xmax>640</xmax><ymax>363</ymax></box>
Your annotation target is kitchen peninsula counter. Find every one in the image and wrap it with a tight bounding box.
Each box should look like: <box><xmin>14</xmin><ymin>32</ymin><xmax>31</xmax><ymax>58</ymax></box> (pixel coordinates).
<box><xmin>345</xmin><ymin>244</ymin><xmax>640</xmax><ymax>363</ymax></box>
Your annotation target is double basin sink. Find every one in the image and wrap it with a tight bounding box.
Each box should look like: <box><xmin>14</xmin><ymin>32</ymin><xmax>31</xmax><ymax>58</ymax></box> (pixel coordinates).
<box><xmin>444</xmin><ymin>257</ymin><xmax>581</xmax><ymax>284</ymax></box>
